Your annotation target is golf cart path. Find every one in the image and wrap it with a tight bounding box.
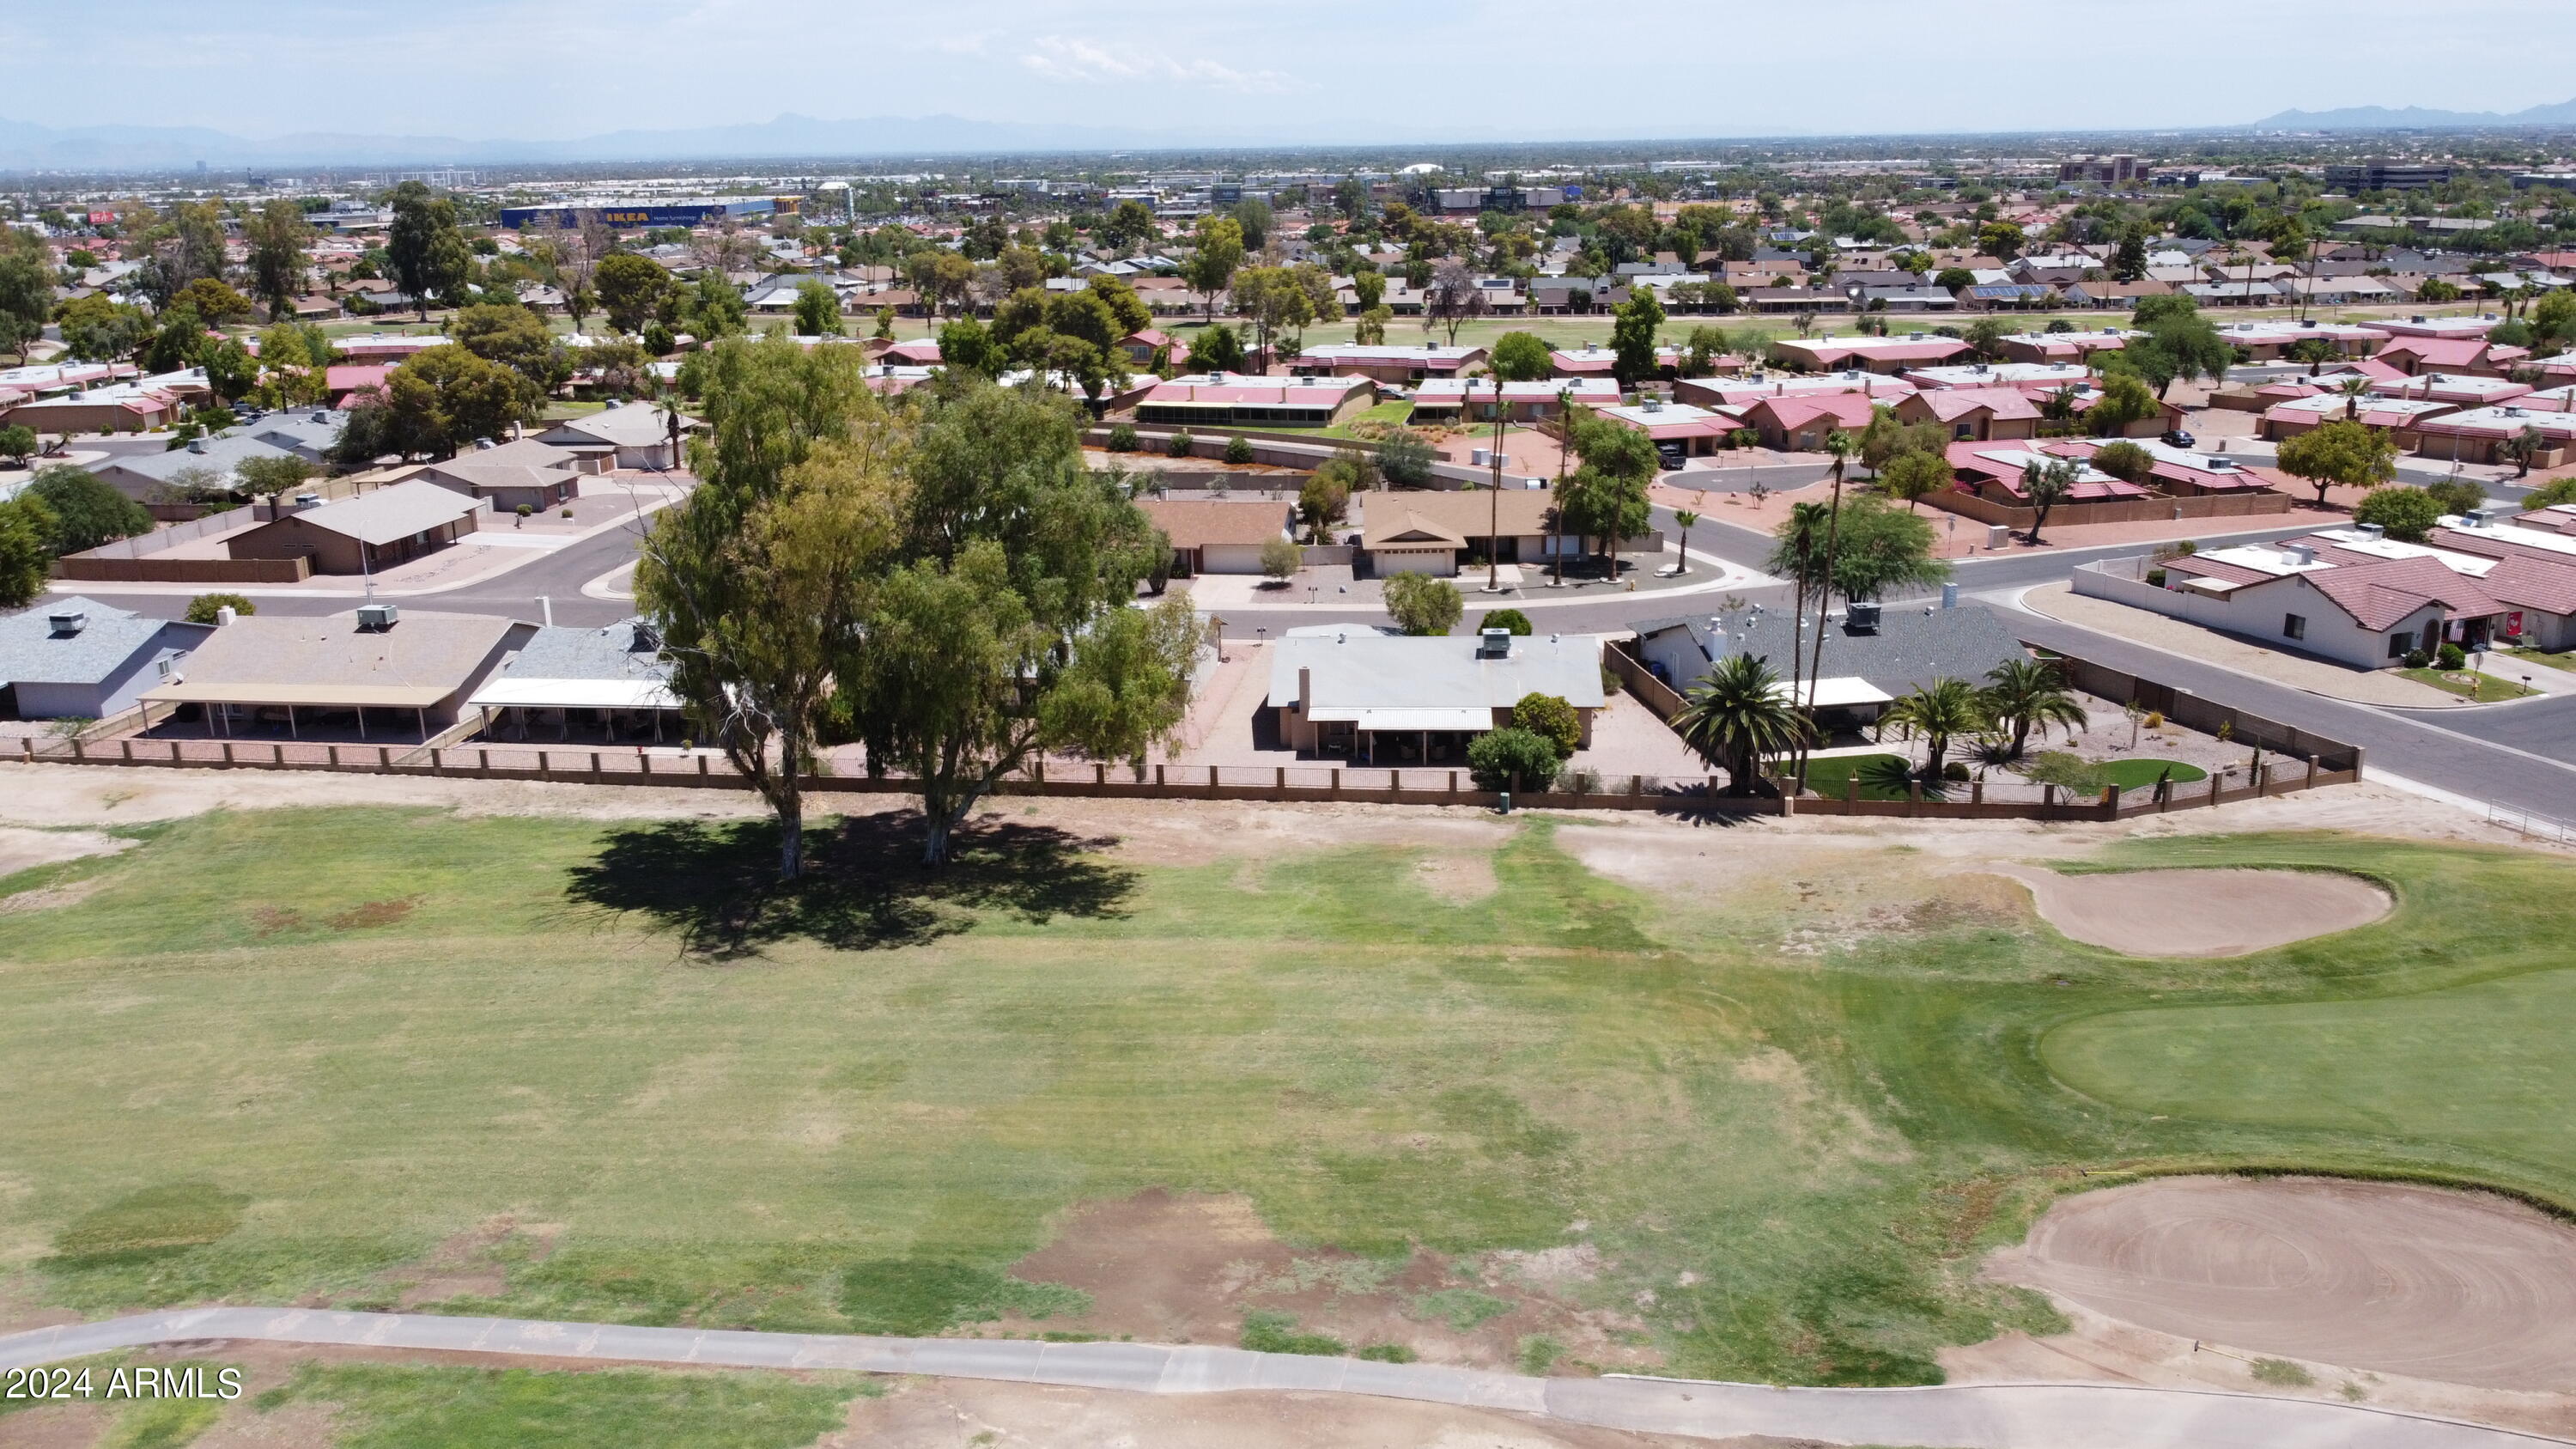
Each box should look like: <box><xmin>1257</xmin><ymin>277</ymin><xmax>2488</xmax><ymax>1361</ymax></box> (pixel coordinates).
<box><xmin>4</xmin><ymin>1308</ymin><xmax>2567</xmax><ymax>1448</ymax></box>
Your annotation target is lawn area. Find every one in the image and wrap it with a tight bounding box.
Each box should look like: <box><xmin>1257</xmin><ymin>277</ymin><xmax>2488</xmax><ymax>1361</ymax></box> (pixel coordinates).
<box><xmin>2398</xmin><ymin>667</ymin><xmax>2540</xmax><ymax>701</ymax></box>
<box><xmin>2508</xmin><ymin>645</ymin><xmax>2576</xmax><ymax>674</ymax></box>
<box><xmin>1796</xmin><ymin>752</ymin><xmax>1914</xmax><ymax>801</ymax></box>
<box><xmin>2094</xmin><ymin>757</ymin><xmax>2208</xmax><ymax>789</ymax></box>
<box><xmin>5</xmin><ymin>807</ymin><xmax>2576</xmax><ymax>1391</ymax></box>
<box><xmin>1322</xmin><ymin>399</ymin><xmax>1413</xmax><ymax>436</ymax></box>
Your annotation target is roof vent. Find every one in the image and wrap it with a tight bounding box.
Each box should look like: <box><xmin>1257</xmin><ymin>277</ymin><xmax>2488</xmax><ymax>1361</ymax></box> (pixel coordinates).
<box><xmin>311</xmin><ymin>411</ymin><xmax>329</xmax><ymax>423</ymax></box>
<box><xmin>186</xmin><ymin>438</ymin><xmax>206</xmax><ymax>454</ymax></box>
<box><xmin>46</xmin><ymin>610</ymin><xmax>85</xmax><ymax>636</ymax></box>
<box><xmin>2281</xmin><ymin>543</ymin><xmax>2317</xmax><ymax>566</ymax></box>
<box><xmin>1479</xmin><ymin>627</ymin><xmax>1512</xmax><ymax>658</ymax></box>
<box><xmin>2355</xmin><ymin>522</ymin><xmax>2385</xmax><ymax>540</ymax></box>
<box><xmin>355</xmin><ymin>602</ymin><xmax>399</xmax><ymax>631</ymax></box>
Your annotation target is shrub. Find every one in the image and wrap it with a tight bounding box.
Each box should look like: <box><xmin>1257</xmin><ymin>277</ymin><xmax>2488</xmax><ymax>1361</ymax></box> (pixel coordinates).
<box><xmin>2251</xmin><ymin>1357</ymin><xmax>2315</xmax><ymax>1388</ymax></box>
<box><xmin>1358</xmin><ymin>1342</ymin><xmax>1417</xmax><ymax>1362</ymax></box>
<box><xmin>2352</xmin><ymin>484</ymin><xmax>2441</xmax><ymax>542</ymax></box>
<box><xmin>2144</xmin><ymin>569</ymin><xmax>2166</xmax><ymax>588</ymax></box>
<box><xmin>1942</xmin><ymin>760</ymin><xmax>1971</xmax><ymax>782</ymax></box>
<box><xmin>1467</xmin><ymin>727</ymin><xmax>1561</xmax><ymax>791</ymax></box>
<box><xmin>2142</xmin><ymin>710</ymin><xmax>2163</xmax><ymax>729</ymax></box>
<box><xmin>515</xmin><ymin>502</ymin><xmax>533</xmax><ymax>518</ymax></box>
<box><xmin>1105</xmin><ymin>423</ymin><xmax>1139</xmax><ymax>453</ymax></box>
<box><xmin>2403</xmin><ymin>648</ymin><xmax>2432</xmax><ymax>668</ymax></box>
<box><xmin>2436</xmin><ymin>641</ymin><xmax>2467</xmax><ymax>671</ymax></box>
<box><xmin>1478</xmin><ymin>607</ymin><xmax>1532</xmax><ymax>636</ymax></box>
<box><xmin>1225</xmin><ymin>434</ymin><xmax>1254</xmax><ymax>465</ymax></box>
<box><xmin>1516</xmin><ymin>1334</ymin><xmax>1565</xmax><ymax>1376</ymax></box>
<box><xmin>183</xmin><ymin>592</ymin><xmax>254</xmax><ymax>624</ymax></box>
<box><xmin>1383</xmin><ymin>571</ymin><xmax>1463</xmax><ymax>636</ymax></box>
<box><xmin>1377</xmin><ymin>429</ymin><xmax>1436</xmax><ymax>487</ymax></box>
<box><xmin>1166</xmin><ymin>428</ymin><xmax>1195</xmax><ymax>459</ymax></box>
<box><xmin>2019</xmin><ymin>750</ymin><xmax>2114</xmax><ymax>799</ymax></box>
<box><xmin>1259</xmin><ymin>534</ymin><xmax>1302</xmax><ymax>581</ymax></box>
<box><xmin>1512</xmin><ymin>691</ymin><xmax>1583</xmax><ymax>755</ymax></box>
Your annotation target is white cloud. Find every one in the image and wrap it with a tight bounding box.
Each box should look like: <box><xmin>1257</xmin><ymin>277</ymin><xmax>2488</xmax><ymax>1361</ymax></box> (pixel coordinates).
<box><xmin>1018</xmin><ymin>33</ymin><xmax>1295</xmax><ymax>94</ymax></box>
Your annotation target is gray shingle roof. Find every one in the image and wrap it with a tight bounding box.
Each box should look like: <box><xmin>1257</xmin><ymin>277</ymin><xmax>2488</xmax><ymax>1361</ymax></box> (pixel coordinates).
<box><xmin>0</xmin><ymin>596</ymin><xmax>208</xmax><ymax>687</ymax></box>
<box><xmin>285</xmin><ymin>479</ymin><xmax>483</xmax><ymax>546</ymax></box>
<box><xmin>1636</xmin><ymin>603</ymin><xmax>2027</xmax><ymax>697</ymax></box>
<box><xmin>102</xmin><ymin>433</ymin><xmax>300</xmax><ymax>486</ymax></box>
<box><xmin>500</xmin><ymin>618</ymin><xmax>672</xmax><ymax>685</ymax></box>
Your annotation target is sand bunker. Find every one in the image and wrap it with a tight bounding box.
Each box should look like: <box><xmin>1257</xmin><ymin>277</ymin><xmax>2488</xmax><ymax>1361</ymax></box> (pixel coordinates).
<box><xmin>1990</xmin><ymin>1176</ymin><xmax>2576</xmax><ymax>1391</ymax></box>
<box><xmin>1990</xmin><ymin>865</ymin><xmax>2388</xmax><ymax>957</ymax></box>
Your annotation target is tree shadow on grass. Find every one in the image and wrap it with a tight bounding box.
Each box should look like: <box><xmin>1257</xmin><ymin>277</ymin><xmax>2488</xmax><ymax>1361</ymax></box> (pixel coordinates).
<box><xmin>563</xmin><ymin>808</ymin><xmax>1139</xmax><ymax>959</ymax></box>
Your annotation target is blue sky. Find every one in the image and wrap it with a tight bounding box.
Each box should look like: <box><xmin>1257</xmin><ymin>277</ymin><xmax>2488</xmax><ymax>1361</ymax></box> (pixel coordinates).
<box><xmin>8</xmin><ymin>0</ymin><xmax>2576</xmax><ymax>142</ymax></box>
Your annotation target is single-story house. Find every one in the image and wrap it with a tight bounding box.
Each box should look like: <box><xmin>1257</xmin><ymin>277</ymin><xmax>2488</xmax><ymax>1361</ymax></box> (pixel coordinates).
<box><xmin>330</xmin><ymin>334</ymin><xmax>451</xmax><ymax>363</ymax></box>
<box><xmin>1945</xmin><ymin>441</ymin><xmax>2154</xmax><ymax>508</ymax></box>
<box><xmin>1362</xmin><ymin>489</ymin><xmax>1558</xmax><ymax>575</ymax></box>
<box><xmin>2367</xmin><ymin>373</ymin><xmax>2535</xmax><ymax>410</ymax></box>
<box><xmin>412</xmin><ymin>438</ymin><xmax>597</xmax><ymax>513</ymax></box>
<box><xmin>1137</xmin><ymin>498</ymin><xmax>1295</xmax><ymax>575</ymax></box>
<box><xmin>2411</xmin><ymin>403</ymin><xmax>2576</xmax><ymax>465</ymax></box>
<box><xmin>1902</xmin><ymin>360</ymin><xmax>2097</xmax><ymax>393</ymax></box>
<box><xmin>1674</xmin><ymin>372</ymin><xmax>1915</xmax><ymax>410</ymax></box>
<box><xmin>1770</xmin><ymin>335</ymin><xmax>1972</xmax><ymax>374</ymax></box>
<box><xmin>1130</xmin><ymin>374</ymin><xmax>1376</xmax><ymax>429</ymax></box>
<box><xmin>227</xmin><ymin>479</ymin><xmax>483</xmax><ymax>575</ymax></box>
<box><xmin>2429</xmin><ymin>515</ymin><xmax>2576</xmax><ymax>649</ymax></box>
<box><xmin>0</xmin><ymin>597</ymin><xmax>213</xmax><ymax>720</ymax></box>
<box><xmin>1892</xmin><ymin>387</ymin><xmax>2043</xmax><ymax>441</ymax></box>
<box><xmin>1291</xmin><ymin>344</ymin><xmax>1485</xmax><ymax>383</ymax></box>
<box><xmin>2055</xmin><ymin>439</ymin><xmax>2283</xmax><ymax>497</ymax></box>
<box><xmin>1410</xmin><ymin>376</ymin><xmax>1619</xmax><ymax>423</ymax></box>
<box><xmin>2372</xmin><ymin>336</ymin><xmax>2529</xmax><ymax>378</ymax></box>
<box><xmin>245</xmin><ymin>410</ymin><xmax>352</xmax><ymax>463</ymax></box>
<box><xmin>140</xmin><ymin>607</ymin><xmax>538</xmax><ymax>742</ymax></box>
<box><xmin>1593</xmin><ymin>399</ymin><xmax>1737</xmax><ymax>455</ymax></box>
<box><xmin>90</xmin><ymin>433</ymin><xmax>310</xmax><ymax>502</ymax></box>
<box><xmin>534</xmin><ymin>400</ymin><xmax>698</xmax><ymax>471</ymax></box>
<box><xmin>1735</xmin><ymin>392</ymin><xmax>1881</xmax><ymax>451</ymax></box>
<box><xmin>325</xmin><ymin>363</ymin><xmax>393</xmax><ymax>405</ymax></box>
<box><xmin>1997</xmin><ymin>330</ymin><xmax>2133</xmax><ymax>365</ymax></box>
<box><xmin>1631</xmin><ymin>603</ymin><xmax>2028</xmax><ymax>732</ymax></box>
<box><xmin>2211</xmin><ymin>322</ymin><xmax>2391</xmax><ymax>361</ymax></box>
<box><xmin>465</xmin><ymin>617</ymin><xmax>683</xmax><ymax>743</ymax></box>
<box><xmin>1266</xmin><ymin>627</ymin><xmax>1606</xmax><ymax>763</ymax></box>
<box><xmin>2259</xmin><ymin>393</ymin><xmax>2460</xmax><ymax>445</ymax></box>
<box><xmin>2128</xmin><ymin>533</ymin><xmax>2506</xmax><ymax>667</ymax></box>
<box><xmin>2</xmin><ymin>382</ymin><xmax>185</xmax><ymax>435</ymax></box>
<box><xmin>1118</xmin><ymin>329</ymin><xmax>1188</xmax><ymax>367</ymax></box>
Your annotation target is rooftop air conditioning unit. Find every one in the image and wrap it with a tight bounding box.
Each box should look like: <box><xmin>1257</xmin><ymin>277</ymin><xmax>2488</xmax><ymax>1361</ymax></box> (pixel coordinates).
<box><xmin>355</xmin><ymin>603</ymin><xmax>399</xmax><ymax>631</ymax></box>
<box><xmin>1844</xmin><ymin>600</ymin><xmax>1881</xmax><ymax>633</ymax></box>
<box><xmin>2281</xmin><ymin>544</ymin><xmax>2317</xmax><ymax>566</ymax></box>
<box><xmin>46</xmin><ymin>610</ymin><xmax>85</xmax><ymax>636</ymax></box>
<box><xmin>1479</xmin><ymin>627</ymin><xmax>1512</xmax><ymax>658</ymax></box>
<box><xmin>311</xmin><ymin>411</ymin><xmax>329</xmax><ymax>423</ymax></box>
<box><xmin>2355</xmin><ymin>522</ymin><xmax>2385</xmax><ymax>540</ymax></box>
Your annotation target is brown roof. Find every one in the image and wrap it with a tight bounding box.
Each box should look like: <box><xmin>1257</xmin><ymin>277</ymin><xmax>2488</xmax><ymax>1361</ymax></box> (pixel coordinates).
<box><xmin>2302</xmin><ymin>555</ymin><xmax>2502</xmax><ymax>630</ymax></box>
<box><xmin>1361</xmin><ymin>489</ymin><xmax>1555</xmax><ymax>549</ymax></box>
<box><xmin>1137</xmin><ymin>498</ymin><xmax>1292</xmax><ymax>549</ymax></box>
<box><xmin>142</xmin><ymin>610</ymin><xmax>527</xmax><ymax>708</ymax></box>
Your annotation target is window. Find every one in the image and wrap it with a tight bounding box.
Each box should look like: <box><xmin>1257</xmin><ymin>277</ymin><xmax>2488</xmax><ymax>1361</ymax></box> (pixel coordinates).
<box><xmin>2389</xmin><ymin>630</ymin><xmax>2415</xmax><ymax>659</ymax></box>
<box><xmin>2282</xmin><ymin>612</ymin><xmax>2306</xmax><ymax>641</ymax></box>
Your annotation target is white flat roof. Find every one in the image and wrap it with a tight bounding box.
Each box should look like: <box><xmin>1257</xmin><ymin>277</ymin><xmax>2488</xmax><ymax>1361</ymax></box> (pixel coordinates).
<box><xmin>1772</xmin><ymin>676</ymin><xmax>1893</xmax><ymax>709</ymax></box>
<box><xmin>468</xmin><ymin>679</ymin><xmax>681</xmax><ymax>710</ymax></box>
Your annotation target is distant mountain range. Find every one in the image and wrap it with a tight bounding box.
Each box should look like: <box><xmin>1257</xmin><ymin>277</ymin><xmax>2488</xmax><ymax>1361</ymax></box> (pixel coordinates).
<box><xmin>0</xmin><ymin>113</ymin><xmax>1224</xmax><ymax>172</ymax></box>
<box><xmin>2252</xmin><ymin>98</ymin><xmax>2576</xmax><ymax>130</ymax></box>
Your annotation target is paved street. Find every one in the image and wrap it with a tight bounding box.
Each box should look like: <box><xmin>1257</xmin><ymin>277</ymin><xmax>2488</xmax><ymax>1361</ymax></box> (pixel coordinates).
<box><xmin>2</xmin><ymin>1308</ymin><xmax>2559</xmax><ymax>1449</ymax></box>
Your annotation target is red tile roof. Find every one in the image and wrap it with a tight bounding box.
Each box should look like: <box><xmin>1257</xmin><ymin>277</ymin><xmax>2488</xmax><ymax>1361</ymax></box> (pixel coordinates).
<box><xmin>2303</xmin><ymin>554</ymin><xmax>2503</xmax><ymax>630</ymax></box>
<box><xmin>1909</xmin><ymin>387</ymin><xmax>2042</xmax><ymax>423</ymax></box>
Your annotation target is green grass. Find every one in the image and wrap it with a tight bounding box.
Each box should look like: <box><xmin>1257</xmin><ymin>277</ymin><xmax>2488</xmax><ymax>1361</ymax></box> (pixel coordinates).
<box><xmin>2093</xmin><ymin>758</ymin><xmax>2208</xmax><ymax>789</ymax></box>
<box><xmin>7</xmin><ymin>809</ymin><xmax>2576</xmax><ymax>1391</ymax></box>
<box><xmin>2399</xmin><ymin>667</ymin><xmax>2539</xmax><ymax>701</ymax></box>
<box><xmin>266</xmin><ymin>1362</ymin><xmax>863</xmax><ymax>1449</ymax></box>
<box><xmin>2250</xmin><ymin>1356</ymin><xmax>2315</xmax><ymax>1387</ymax></box>
<box><xmin>1798</xmin><ymin>752</ymin><xmax>1915</xmax><ymax>801</ymax></box>
<box><xmin>1321</xmin><ymin>399</ymin><xmax>1415</xmax><ymax>436</ymax></box>
<box><xmin>2507</xmin><ymin>645</ymin><xmax>2576</xmax><ymax>673</ymax></box>
<box><xmin>1241</xmin><ymin>1311</ymin><xmax>1347</xmax><ymax>1355</ymax></box>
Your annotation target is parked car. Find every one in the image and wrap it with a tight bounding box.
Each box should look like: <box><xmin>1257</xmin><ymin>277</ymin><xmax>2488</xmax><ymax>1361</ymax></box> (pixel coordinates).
<box><xmin>1656</xmin><ymin>441</ymin><xmax>1689</xmax><ymax>471</ymax></box>
<box><xmin>2161</xmin><ymin>428</ymin><xmax>2196</xmax><ymax>448</ymax></box>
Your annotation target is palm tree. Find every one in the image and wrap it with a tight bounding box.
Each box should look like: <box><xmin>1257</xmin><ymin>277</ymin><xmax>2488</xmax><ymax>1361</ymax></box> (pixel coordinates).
<box><xmin>1881</xmin><ymin>677</ymin><xmax>1988</xmax><ymax>784</ymax></box>
<box><xmin>1673</xmin><ymin>509</ymin><xmax>1698</xmax><ymax>575</ymax></box>
<box><xmin>2336</xmin><ymin>374</ymin><xmax>2373</xmax><ymax>420</ymax></box>
<box><xmin>1674</xmin><ymin>653</ymin><xmax>1810</xmax><ymax>796</ymax></box>
<box><xmin>1981</xmin><ymin>658</ymin><xmax>2088</xmax><ymax>758</ymax></box>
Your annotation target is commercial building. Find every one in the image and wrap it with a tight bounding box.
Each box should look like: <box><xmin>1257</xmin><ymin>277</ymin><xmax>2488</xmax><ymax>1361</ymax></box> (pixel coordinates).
<box><xmin>2324</xmin><ymin>161</ymin><xmax>2454</xmax><ymax>192</ymax></box>
<box><xmin>499</xmin><ymin>198</ymin><xmax>779</xmax><ymax>229</ymax></box>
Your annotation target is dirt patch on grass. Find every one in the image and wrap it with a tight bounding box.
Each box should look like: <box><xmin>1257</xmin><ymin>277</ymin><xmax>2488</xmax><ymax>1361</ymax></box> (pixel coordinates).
<box><xmin>1990</xmin><ymin>865</ymin><xmax>2389</xmax><ymax>957</ymax></box>
<box><xmin>827</xmin><ymin>1377</ymin><xmax>1737</xmax><ymax>1449</ymax></box>
<box><xmin>1413</xmin><ymin>851</ymin><xmax>1499</xmax><ymax>903</ymax></box>
<box><xmin>0</xmin><ymin>875</ymin><xmax>112</xmax><ymax>914</ymax></box>
<box><xmin>248</xmin><ymin>905</ymin><xmax>305</xmax><ymax>936</ymax></box>
<box><xmin>1</xmin><ymin>1401</ymin><xmax>109</xmax><ymax>1449</ymax></box>
<box><xmin>385</xmin><ymin>1214</ymin><xmax>562</xmax><ymax>1309</ymax></box>
<box><xmin>1987</xmin><ymin>1175</ymin><xmax>2576</xmax><ymax>1391</ymax></box>
<box><xmin>325</xmin><ymin>897</ymin><xmax>419</xmax><ymax>929</ymax></box>
<box><xmin>0</xmin><ymin>825</ymin><xmax>131</xmax><ymax>880</ymax></box>
<box><xmin>1003</xmin><ymin>1190</ymin><xmax>1654</xmax><ymax>1373</ymax></box>
<box><xmin>190</xmin><ymin>1401</ymin><xmax>341</xmax><ymax>1449</ymax></box>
